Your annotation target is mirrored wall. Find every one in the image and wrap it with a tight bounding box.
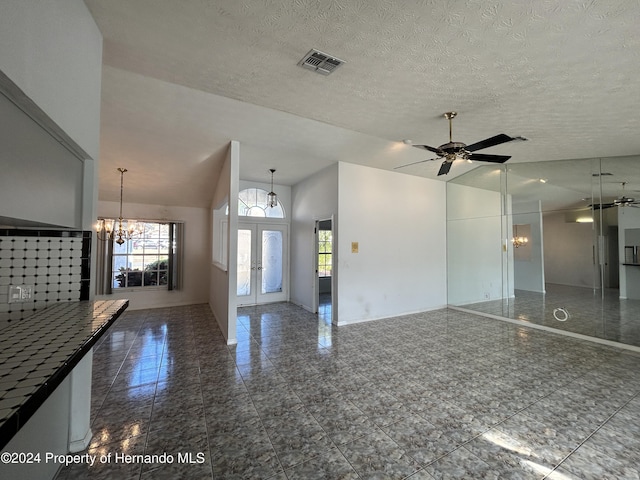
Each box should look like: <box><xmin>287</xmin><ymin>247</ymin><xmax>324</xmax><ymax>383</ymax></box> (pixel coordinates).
<box><xmin>447</xmin><ymin>155</ymin><xmax>640</xmax><ymax>348</ymax></box>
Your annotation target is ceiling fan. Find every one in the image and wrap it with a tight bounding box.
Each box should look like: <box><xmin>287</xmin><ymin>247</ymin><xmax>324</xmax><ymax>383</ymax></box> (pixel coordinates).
<box><xmin>592</xmin><ymin>182</ymin><xmax>640</xmax><ymax>209</ymax></box>
<box><xmin>395</xmin><ymin>112</ymin><xmax>521</xmax><ymax>176</ymax></box>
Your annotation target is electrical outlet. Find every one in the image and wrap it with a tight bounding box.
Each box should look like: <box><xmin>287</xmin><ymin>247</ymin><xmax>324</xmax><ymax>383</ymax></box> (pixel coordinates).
<box><xmin>484</xmin><ymin>292</ymin><xmax>490</xmax><ymax>300</ymax></box>
<box><xmin>8</xmin><ymin>285</ymin><xmax>34</xmax><ymax>303</ymax></box>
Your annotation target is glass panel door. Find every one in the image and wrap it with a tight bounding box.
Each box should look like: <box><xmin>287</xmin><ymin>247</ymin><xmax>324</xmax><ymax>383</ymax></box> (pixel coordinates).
<box><xmin>256</xmin><ymin>225</ymin><xmax>287</xmax><ymax>303</ymax></box>
<box><xmin>237</xmin><ymin>228</ymin><xmax>253</xmax><ymax>297</ymax></box>
<box><xmin>261</xmin><ymin>230</ymin><xmax>283</xmax><ymax>294</ymax></box>
<box><xmin>237</xmin><ymin>223</ymin><xmax>287</xmax><ymax>305</ymax></box>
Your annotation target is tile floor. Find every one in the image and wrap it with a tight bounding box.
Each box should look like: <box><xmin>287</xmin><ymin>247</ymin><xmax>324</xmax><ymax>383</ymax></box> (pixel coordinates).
<box><xmin>55</xmin><ymin>302</ymin><xmax>640</xmax><ymax>479</ymax></box>
<box><xmin>462</xmin><ymin>284</ymin><xmax>640</xmax><ymax>348</ymax></box>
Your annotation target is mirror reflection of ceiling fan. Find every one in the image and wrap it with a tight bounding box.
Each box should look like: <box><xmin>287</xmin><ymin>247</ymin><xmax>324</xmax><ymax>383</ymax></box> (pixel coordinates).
<box><xmin>395</xmin><ymin>112</ymin><xmax>526</xmax><ymax>176</ymax></box>
<box><xmin>591</xmin><ymin>182</ymin><xmax>640</xmax><ymax>209</ymax></box>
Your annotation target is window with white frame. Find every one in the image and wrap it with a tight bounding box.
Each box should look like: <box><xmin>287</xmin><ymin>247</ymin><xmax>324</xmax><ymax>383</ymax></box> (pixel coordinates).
<box><xmin>112</xmin><ymin>222</ymin><xmax>171</xmax><ymax>288</ymax></box>
<box><xmin>93</xmin><ymin>221</ymin><xmax>183</xmax><ymax>293</ymax></box>
<box><xmin>238</xmin><ymin>188</ymin><xmax>285</xmax><ymax>218</ymax></box>
<box><xmin>318</xmin><ymin>229</ymin><xmax>332</xmax><ymax>277</ymax></box>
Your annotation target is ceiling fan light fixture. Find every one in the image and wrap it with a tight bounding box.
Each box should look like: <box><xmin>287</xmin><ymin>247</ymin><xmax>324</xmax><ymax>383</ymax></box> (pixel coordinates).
<box><xmin>395</xmin><ymin>111</ymin><xmax>521</xmax><ymax>175</ymax></box>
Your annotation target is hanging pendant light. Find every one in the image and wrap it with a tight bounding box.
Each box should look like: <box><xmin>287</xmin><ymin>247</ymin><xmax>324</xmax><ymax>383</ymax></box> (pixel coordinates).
<box><xmin>512</xmin><ymin>224</ymin><xmax>528</xmax><ymax>248</ymax></box>
<box><xmin>96</xmin><ymin>168</ymin><xmax>143</xmax><ymax>245</ymax></box>
<box><xmin>267</xmin><ymin>168</ymin><xmax>278</xmax><ymax>208</ymax></box>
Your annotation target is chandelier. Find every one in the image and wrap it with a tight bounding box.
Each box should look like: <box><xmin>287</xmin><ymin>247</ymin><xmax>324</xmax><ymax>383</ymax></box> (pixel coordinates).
<box><xmin>96</xmin><ymin>168</ymin><xmax>143</xmax><ymax>245</ymax></box>
<box><xmin>512</xmin><ymin>225</ymin><xmax>529</xmax><ymax>248</ymax></box>
<box><xmin>267</xmin><ymin>168</ymin><xmax>278</xmax><ymax>208</ymax></box>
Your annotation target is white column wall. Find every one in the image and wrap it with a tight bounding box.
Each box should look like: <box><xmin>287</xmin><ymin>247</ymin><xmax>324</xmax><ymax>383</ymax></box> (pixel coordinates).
<box><xmin>337</xmin><ymin>163</ymin><xmax>447</xmax><ymax>325</ymax></box>
<box><xmin>209</xmin><ymin>141</ymin><xmax>239</xmax><ymax>344</ymax></box>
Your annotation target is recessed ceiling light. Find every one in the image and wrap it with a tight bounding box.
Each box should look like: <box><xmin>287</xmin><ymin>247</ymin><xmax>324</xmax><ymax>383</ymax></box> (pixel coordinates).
<box><xmin>402</xmin><ymin>139</ymin><xmax>413</xmax><ymax>145</ymax></box>
<box><xmin>539</xmin><ymin>178</ymin><xmax>547</xmax><ymax>183</ymax></box>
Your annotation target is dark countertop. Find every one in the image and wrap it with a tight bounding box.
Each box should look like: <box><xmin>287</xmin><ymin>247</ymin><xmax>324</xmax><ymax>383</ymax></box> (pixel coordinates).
<box><xmin>0</xmin><ymin>300</ymin><xmax>128</xmax><ymax>450</ymax></box>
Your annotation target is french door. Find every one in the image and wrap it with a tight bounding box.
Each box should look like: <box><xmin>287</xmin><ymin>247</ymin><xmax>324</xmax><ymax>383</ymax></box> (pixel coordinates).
<box><xmin>237</xmin><ymin>223</ymin><xmax>288</xmax><ymax>306</ymax></box>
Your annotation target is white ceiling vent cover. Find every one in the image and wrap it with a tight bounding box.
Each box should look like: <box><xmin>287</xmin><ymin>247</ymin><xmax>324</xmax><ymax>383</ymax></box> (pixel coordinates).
<box><xmin>298</xmin><ymin>49</ymin><xmax>345</xmax><ymax>75</ymax></box>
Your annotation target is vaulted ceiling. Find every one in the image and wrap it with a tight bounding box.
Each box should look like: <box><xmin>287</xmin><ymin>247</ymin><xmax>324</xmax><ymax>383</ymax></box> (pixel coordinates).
<box><xmin>84</xmin><ymin>0</ymin><xmax>640</xmax><ymax>208</ymax></box>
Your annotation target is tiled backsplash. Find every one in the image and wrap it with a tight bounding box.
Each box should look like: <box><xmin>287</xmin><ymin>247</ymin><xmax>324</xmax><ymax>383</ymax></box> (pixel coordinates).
<box><xmin>0</xmin><ymin>230</ymin><xmax>91</xmax><ymax>329</ymax></box>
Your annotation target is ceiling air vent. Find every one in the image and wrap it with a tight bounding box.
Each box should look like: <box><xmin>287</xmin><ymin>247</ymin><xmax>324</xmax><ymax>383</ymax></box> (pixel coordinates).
<box><xmin>298</xmin><ymin>49</ymin><xmax>345</xmax><ymax>75</ymax></box>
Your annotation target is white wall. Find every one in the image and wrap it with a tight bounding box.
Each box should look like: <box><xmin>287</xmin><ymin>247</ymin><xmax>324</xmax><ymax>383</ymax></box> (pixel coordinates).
<box><xmin>209</xmin><ymin>142</ymin><xmax>239</xmax><ymax>344</ymax></box>
<box><xmin>0</xmin><ymin>5</ymin><xmax>102</xmax><ymax>473</ymax></box>
<box><xmin>0</xmin><ymin>375</ymin><xmax>71</xmax><ymax>480</ymax></box>
<box><xmin>447</xmin><ymin>183</ymin><xmax>505</xmax><ymax>305</ymax></box>
<box><xmin>290</xmin><ymin>164</ymin><xmax>339</xmax><ymax>313</ymax></box>
<box><xmin>0</xmin><ymin>0</ymin><xmax>102</xmax><ymax>297</ymax></box>
<box><xmin>513</xmin><ymin>201</ymin><xmax>545</xmax><ymax>293</ymax></box>
<box><xmin>543</xmin><ymin>211</ymin><xmax>596</xmax><ymax>288</ymax></box>
<box><xmin>0</xmin><ymin>94</ymin><xmax>84</xmax><ymax>228</ymax></box>
<box><xmin>0</xmin><ymin>1</ymin><xmax>102</xmax><ymax>161</ymax></box>
<box><xmin>337</xmin><ymin>163</ymin><xmax>447</xmax><ymax>325</ymax></box>
<box><xmin>97</xmin><ymin>201</ymin><xmax>210</xmax><ymax>309</ymax></box>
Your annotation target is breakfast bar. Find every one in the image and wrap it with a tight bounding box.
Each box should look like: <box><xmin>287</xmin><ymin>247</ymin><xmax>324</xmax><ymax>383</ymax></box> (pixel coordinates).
<box><xmin>0</xmin><ymin>299</ymin><xmax>128</xmax><ymax>479</ymax></box>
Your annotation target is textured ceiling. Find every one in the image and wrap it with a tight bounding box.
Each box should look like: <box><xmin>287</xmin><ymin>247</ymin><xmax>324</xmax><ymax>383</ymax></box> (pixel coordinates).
<box><xmin>452</xmin><ymin>154</ymin><xmax>640</xmax><ymax>212</ymax></box>
<box><xmin>84</xmin><ymin>0</ymin><xmax>640</xmax><ymax>208</ymax></box>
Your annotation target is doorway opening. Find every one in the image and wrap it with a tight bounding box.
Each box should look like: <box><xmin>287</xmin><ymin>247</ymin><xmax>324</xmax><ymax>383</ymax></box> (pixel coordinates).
<box><xmin>237</xmin><ymin>222</ymin><xmax>288</xmax><ymax>306</ymax></box>
<box><xmin>316</xmin><ymin>219</ymin><xmax>333</xmax><ymax>323</ymax></box>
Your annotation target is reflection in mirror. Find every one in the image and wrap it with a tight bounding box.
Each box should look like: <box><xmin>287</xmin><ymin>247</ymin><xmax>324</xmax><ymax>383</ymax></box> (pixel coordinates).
<box><xmin>447</xmin><ymin>155</ymin><xmax>640</xmax><ymax>348</ymax></box>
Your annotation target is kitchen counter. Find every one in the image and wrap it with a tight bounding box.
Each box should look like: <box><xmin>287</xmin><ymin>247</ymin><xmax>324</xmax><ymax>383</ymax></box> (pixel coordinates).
<box><xmin>0</xmin><ymin>300</ymin><xmax>128</xmax><ymax>450</ymax></box>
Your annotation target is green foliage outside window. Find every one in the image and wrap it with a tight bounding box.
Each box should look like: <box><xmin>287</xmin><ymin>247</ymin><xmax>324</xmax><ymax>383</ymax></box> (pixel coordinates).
<box><xmin>112</xmin><ymin>222</ymin><xmax>171</xmax><ymax>288</ymax></box>
<box><xmin>115</xmin><ymin>258</ymin><xmax>168</xmax><ymax>288</ymax></box>
<box><xmin>318</xmin><ymin>230</ymin><xmax>332</xmax><ymax>277</ymax></box>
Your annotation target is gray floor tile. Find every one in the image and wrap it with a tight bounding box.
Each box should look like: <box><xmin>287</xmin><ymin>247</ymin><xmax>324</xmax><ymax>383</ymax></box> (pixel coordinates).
<box><xmin>54</xmin><ymin>301</ymin><xmax>640</xmax><ymax>480</ymax></box>
<box><xmin>284</xmin><ymin>447</ymin><xmax>359</xmax><ymax>479</ymax></box>
<box><xmin>558</xmin><ymin>443</ymin><xmax>640</xmax><ymax>480</ymax></box>
<box><xmin>337</xmin><ymin>428</ymin><xmax>421</xmax><ymax>479</ymax></box>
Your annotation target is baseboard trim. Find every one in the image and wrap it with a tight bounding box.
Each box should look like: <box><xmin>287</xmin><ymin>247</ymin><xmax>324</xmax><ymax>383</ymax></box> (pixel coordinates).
<box><xmin>68</xmin><ymin>428</ymin><xmax>92</xmax><ymax>453</ymax></box>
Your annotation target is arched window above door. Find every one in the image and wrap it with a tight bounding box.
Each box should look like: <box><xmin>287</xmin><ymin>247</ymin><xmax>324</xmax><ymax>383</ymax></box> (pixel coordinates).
<box><xmin>238</xmin><ymin>188</ymin><xmax>285</xmax><ymax>218</ymax></box>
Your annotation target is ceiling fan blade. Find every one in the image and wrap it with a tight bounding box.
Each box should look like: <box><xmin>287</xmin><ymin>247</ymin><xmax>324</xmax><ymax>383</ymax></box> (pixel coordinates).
<box><xmin>437</xmin><ymin>161</ymin><xmax>453</xmax><ymax>176</ymax></box>
<box><xmin>413</xmin><ymin>144</ymin><xmax>444</xmax><ymax>155</ymax></box>
<box><xmin>465</xmin><ymin>134</ymin><xmax>514</xmax><ymax>152</ymax></box>
<box><xmin>468</xmin><ymin>153</ymin><xmax>511</xmax><ymax>164</ymax></box>
<box><xmin>591</xmin><ymin>203</ymin><xmax>615</xmax><ymax>210</ymax></box>
<box><xmin>393</xmin><ymin>158</ymin><xmax>437</xmax><ymax>170</ymax></box>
